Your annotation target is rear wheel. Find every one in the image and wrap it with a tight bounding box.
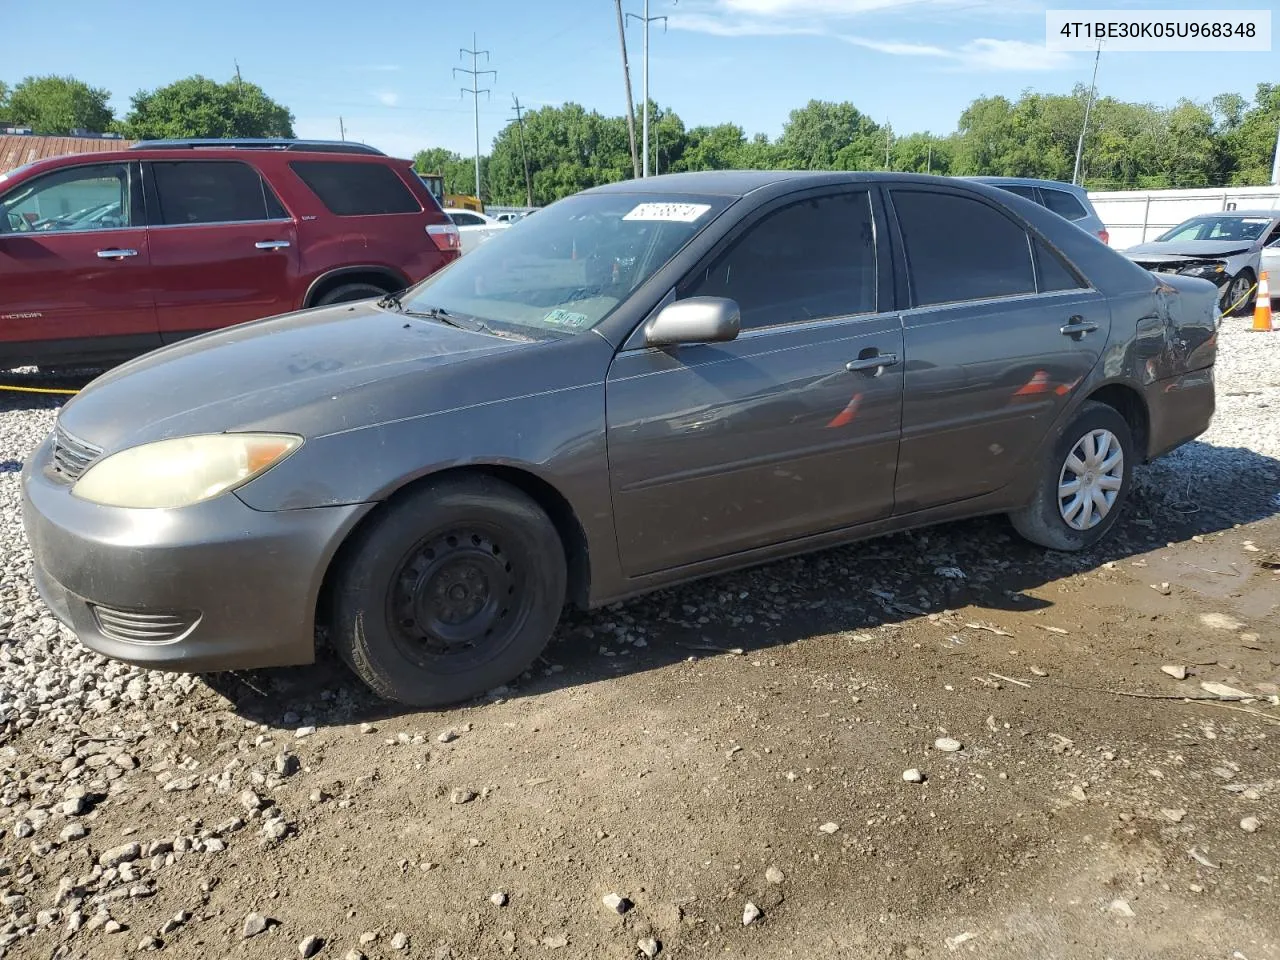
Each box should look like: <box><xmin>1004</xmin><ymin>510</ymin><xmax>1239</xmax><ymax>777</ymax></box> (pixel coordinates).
<box><xmin>314</xmin><ymin>282</ymin><xmax>391</xmax><ymax>307</ymax></box>
<box><xmin>1009</xmin><ymin>401</ymin><xmax>1134</xmax><ymax>551</ymax></box>
<box><xmin>331</xmin><ymin>475</ymin><xmax>566</xmax><ymax>707</ymax></box>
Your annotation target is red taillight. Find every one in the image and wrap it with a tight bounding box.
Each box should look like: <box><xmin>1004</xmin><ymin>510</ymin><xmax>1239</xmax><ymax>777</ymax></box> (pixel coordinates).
<box><xmin>1097</xmin><ymin>229</ymin><xmax>1110</xmax><ymax>245</ymax></box>
<box><xmin>427</xmin><ymin>223</ymin><xmax>461</xmax><ymax>253</ymax></box>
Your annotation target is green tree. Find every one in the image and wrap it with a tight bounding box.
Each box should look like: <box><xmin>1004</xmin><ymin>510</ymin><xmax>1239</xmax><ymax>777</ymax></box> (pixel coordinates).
<box><xmin>891</xmin><ymin>132</ymin><xmax>951</xmax><ymax>175</ymax></box>
<box><xmin>413</xmin><ymin>147</ymin><xmax>483</xmax><ymax>198</ymax></box>
<box><xmin>0</xmin><ymin>80</ymin><xmax>10</xmax><ymax>116</ymax></box>
<box><xmin>1222</xmin><ymin>83</ymin><xmax>1280</xmax><ymax>185</ymax></box>
<box><xmin>6</xmin><ymin>75</ymin><xmax>113</xmax><ymax>134</ymax></box>
<box><xmin>777</xmin><ymin>100</ymin><xmax>882</xmax><ymax>170</ymax></box>
<box><xmin>121</xmin><ymin>75</ymin><xmax>294</xmax><ymax>140</ymax></box>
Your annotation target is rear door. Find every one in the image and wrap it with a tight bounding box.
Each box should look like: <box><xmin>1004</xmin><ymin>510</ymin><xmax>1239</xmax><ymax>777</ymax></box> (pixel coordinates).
<box><xmin>0</xmin><ymin>160</ymin><xmax>159</xmax><ymax>365</ymax></box>
<box><xmin>144</xmin><ymin>159</ymin><xmax>299</xmax><ymax>343</ymax></box>
<box><xmin>605</xmin><ymin>187</ymin><xmax>904</xmax><ymax>576</ymax></box>
<box><xmin>886</xmin><ymin>186</ymin><xmax>1110</xmax><ymax>513</ymax></box>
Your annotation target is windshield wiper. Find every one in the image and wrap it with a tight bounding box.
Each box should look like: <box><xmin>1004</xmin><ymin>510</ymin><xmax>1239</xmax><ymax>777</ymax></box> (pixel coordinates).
<box><xmin>376</xmin><ymin>291</ymin><xmax>404</xmax><ymax>311</ymax></box>
<box><xmin>401</xmin><ymin>305</ymin><xmax>487</xmax><ymax>333</ymax></box>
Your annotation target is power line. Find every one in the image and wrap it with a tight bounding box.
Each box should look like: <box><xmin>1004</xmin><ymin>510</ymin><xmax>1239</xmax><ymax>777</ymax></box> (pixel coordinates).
<box><xmin>454</xmin><ymin>33</ymin><xmax>497</xmax><ymax>199</ymax></box>
<box><xmin>511</xmin><ymin>95</ymin><xmax>534</xmax><ymax>207</ymax></box>
<box><xmin>626</xmin><ymin>0</ymin><xmax>667</xmax><ymax>177</ymax></box>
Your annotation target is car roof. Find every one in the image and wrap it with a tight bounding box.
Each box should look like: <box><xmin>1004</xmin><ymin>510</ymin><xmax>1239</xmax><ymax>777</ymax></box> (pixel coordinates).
<box><xmin>7</xmin><ymin>145</ymin><xmax>406</xmax><ymax>177</ymax></box>
<box><xmin>965</xmin><ymin>175</ymin><xmax>1086</xmax><ymax>192</ymax></box>
<box><xmin>1180</xmin><ymin>209</ymin><xmax>1280</xmax><ymax>219</ymax></box>
<box><xmin>582</xmin><ymin>170</ymin><xmax>980</xmax><ymax>199</ymax></box>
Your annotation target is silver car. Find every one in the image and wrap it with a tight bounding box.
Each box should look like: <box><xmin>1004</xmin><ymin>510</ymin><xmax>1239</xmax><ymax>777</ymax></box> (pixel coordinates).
<box><xmin>1121</xmin><ymin>210</ymin><xmax>1280</xmax><ymax>315</ymax></box>
<box><xmin>966</xmin><ymin>177</ymin><xmax>1110</xmax><ymax>246</ymax></box>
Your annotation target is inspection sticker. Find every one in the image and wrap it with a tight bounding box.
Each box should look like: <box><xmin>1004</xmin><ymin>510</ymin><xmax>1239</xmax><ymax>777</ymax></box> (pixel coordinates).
<box><xmin>623</xmin><ymin>202</ymin><xmax>712</xmax><ymax>223</ymax></box>
<box><xmin>542</xmin><ymin>308</ymin><xmax>592</xmax><ymax>329</ymax></box>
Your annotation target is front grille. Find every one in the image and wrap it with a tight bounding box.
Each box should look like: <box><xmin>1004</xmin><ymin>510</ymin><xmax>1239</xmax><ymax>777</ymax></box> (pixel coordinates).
<box><xmin>90</xmin><ymin>605</ymin><xmax>201</xmax><ymax>644</ymax></box>
<box><xmin>49</xmin><ymin>425</ymin><xmax>102</xmax><ymax>482</ymax></box>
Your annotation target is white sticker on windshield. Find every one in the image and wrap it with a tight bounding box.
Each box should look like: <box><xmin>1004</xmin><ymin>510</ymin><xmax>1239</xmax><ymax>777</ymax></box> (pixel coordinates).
<box><xmin>623</xmin><ymin>202</ymin><xmax>712</xmax><ymax>223</ymax></box>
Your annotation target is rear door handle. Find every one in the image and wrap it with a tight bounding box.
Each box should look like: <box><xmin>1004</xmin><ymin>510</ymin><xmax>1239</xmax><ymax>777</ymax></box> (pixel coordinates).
<box><xmin>1060</xmin><ymin>316</ymin><xmax>1099</xmax><ymax>337</ymax></box>
<box><xmin>845</xmin><ymin>352</ymin><xmax>900</xmax><ymax>375</ymax></box>
<box><xmin>96</xmin><ymin>248</ymin><xmax>137</xmax><ymax>259</ymax></box>
<box><xmin>255</xmin><ymin>240</ymin><xmax>291</xmax><ymax>249</ymax></box>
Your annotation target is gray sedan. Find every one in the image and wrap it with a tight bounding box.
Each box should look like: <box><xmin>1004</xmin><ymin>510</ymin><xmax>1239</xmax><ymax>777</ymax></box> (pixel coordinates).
<box><xmin>1121</xmin><ymin>210</ymin><xmax>1280</xmax><ymax>315</ymax></box>
<box><xmin>21</xmin><ymin>172</ymin><xmax>1219</xmax><ymax>707</ymax></box>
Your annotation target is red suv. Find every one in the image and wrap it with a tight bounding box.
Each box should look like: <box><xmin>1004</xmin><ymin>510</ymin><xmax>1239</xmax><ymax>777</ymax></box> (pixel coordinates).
<box><xmin>0</xmin><ymin>138</ymin><xmax>461</xmax><ymax>369</ymax></box>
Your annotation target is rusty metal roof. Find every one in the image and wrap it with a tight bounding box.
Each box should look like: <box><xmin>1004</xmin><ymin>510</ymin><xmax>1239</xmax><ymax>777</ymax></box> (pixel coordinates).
<box><xmin>0</xmin><ymin>135</ymin><xmax>137</xmax><ymax>175</ymax></box>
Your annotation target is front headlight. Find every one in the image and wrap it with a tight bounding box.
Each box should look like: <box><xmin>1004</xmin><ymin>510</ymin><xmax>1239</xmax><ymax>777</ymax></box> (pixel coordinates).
<box><xmin>1178</xmin><ymin>262</ymin><xmax>1225</xmax><ymax>279</ymax></box>
<box><xmin>71</xmin><ymin>433</ymin><xmax>302</xmax><ymax>509</ymax></box>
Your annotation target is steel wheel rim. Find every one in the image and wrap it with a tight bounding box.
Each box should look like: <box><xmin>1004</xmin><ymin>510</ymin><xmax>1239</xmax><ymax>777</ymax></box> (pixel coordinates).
<box><xmin>387</xmin><ymin>528</ymin><xmax>528</xmax><ymax>671</ymax></box>
<box><xmin>1057</xmin><ymin>428</ymin><xmax>1124</xmax><ymax>531</ymax></box>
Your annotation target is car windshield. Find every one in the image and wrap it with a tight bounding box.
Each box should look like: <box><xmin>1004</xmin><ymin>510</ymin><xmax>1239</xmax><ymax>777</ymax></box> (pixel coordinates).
<box><xmin>1156</xmin><ymin>216</ymin><xmax>1273</xmax><ymax>243</ymax></box>
<box><xmin>398</xmin><ymin>191</ymin><xmax>733</xmax><ymax>335</ymax></box>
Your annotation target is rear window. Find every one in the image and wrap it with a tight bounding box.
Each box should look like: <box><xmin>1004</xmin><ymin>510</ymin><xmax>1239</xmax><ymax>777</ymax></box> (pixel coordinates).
<box><xmin>996</xmin><ymin>184</ymin><xmax>1039</xmax><ymax>202</ymax></box>
<box><xmin>1040</xmin><ymin>188</ymin><xmax>1088</xmax><ymax>221</ymax></box>
<box><xmin>289</xmin><ymin>160</ymin><xmax>421</xmax><ymax>216</ymax></box>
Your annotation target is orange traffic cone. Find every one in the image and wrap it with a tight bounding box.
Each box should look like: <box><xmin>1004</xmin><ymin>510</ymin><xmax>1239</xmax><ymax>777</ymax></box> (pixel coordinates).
<box><xmin>1254</xmin><ymin>271</ymin><xmax>1274</xmax><ymax>332</ymax></box>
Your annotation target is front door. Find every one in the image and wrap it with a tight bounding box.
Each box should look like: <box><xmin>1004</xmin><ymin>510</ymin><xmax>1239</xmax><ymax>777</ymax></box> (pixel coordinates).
<box><xmin>606</xmin><ymin>188</ymin><xmax>904</xmax><ymax>577</ymax></box>
<box><xmin>0</xmin><ymin>160</ymin><xmax>159</xmax><ymax>365</ymax></box>
<box><xmin>143</xmin><ymin>159</ymin><xmax>299</xmax><ymax>343</ymax></box>
<box><xmin>886</xmin><ymin>187</ymin><xmax>1111</xmax><ymax>512</ymax></box>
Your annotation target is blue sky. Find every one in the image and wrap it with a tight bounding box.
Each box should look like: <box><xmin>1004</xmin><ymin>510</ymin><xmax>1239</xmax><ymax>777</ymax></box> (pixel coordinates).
<box><xmin>5</xmin><ymin>0</ymin><xmax>1278</xmax><ymax>159</ymax></box>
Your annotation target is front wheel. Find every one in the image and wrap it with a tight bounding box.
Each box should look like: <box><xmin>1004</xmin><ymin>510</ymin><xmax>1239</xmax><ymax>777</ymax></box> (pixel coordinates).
<box><xmin>1221</xmin><ymin>270</ymin><xmax>1256</xmax><ymax>317</ymax></box>
<box><xmin>331</xmin><ymin>475</ymin><xmax>567</xmax><ymax>707</ymax></box>
<box><xmin>1009</xmin><ymin>401</ymin><xmax>1135</xmax><ymax>551</ymax></box>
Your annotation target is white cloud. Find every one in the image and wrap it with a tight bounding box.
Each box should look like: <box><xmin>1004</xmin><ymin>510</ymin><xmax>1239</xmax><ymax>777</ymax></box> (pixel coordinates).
<box><xmin>839</xmin><ymin>33</ymin><xmax>1071</xmax><ymax>69</ymax></box>
<box><xmin>374</xmin><ymin>90</ymin><xmax>400</xmax><ymax>107</ymax></box>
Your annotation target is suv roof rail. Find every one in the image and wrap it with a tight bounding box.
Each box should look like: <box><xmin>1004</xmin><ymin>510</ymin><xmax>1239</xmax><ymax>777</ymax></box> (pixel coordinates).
<box><xmin>128</xmin><ymin>138</ymin><xmax>385</xmax><ymax>156</ymax></box>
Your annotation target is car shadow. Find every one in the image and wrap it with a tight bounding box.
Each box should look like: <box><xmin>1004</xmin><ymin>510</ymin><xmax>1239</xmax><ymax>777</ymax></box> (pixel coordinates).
<box><xmin>202</xmin><ymin>440</ymin><xmax>1280</xmax><ymax>729</ymax></box>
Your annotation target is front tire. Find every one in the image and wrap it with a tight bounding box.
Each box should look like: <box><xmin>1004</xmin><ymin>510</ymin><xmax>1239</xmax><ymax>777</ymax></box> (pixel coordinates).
<box><xmin>331</xmin><ymin>475</ymin><xmax>567</xmax><ymax>707</ymax></box>
<box><xmin>1009</xmin><ymin>401</ymin><xmax>1135</xmax><ymax>551</ymax></box>
<box><xmin>1222</xmin><ymin>269</ymin><xmax>1256</xmax><ymax>317</ymax></box>
<box><xmin>314</xmin><ymin>282</ymin><xmax>391</xmax><ymax>307</ymax></box>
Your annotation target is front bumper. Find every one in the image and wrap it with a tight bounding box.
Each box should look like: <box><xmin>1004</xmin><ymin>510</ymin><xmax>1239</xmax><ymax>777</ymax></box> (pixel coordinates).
<box><xmin>21</xmin><ymin>432</ymin><xmax>371</xmax><ymax>673</ymax></box>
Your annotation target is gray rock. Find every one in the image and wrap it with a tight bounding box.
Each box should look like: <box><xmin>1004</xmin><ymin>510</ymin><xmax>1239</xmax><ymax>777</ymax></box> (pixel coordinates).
<box><xmin>743</xmin><ymin>902</ymin><xmax>762</xmax><ymax>925</ymax></box>
<box><xmin>239</xmin><ymin>789</ymin><xmax>265</xmax><ymax>812</ymax></box>
<box><xmin>137</xmin><ymin>935</ymin><xmax>162</xmax><ymax>950</ymax></box>
<box><xmin>489</xmin><ymin>892</ymin><xmax>508</xmax><ymax>907</ymax></box>
<box><xmin>159</xmin><ymin>911</ymin><xmax>190</xmax><ymax>935</ymax></box>
<box><xmin>638</xmin><ymin>936</ymin><xmax>661</xmax><ymax>957</ymax></box>
<box><xmin>299</xmin><ymin>934</ymin><xmax>325</xmax><ymax>957</ymax></box>
<box><xmin>104</xmin><ymin>918</ymin><xmax>126</xmax><ymax>934</ymax></box>
<box><xmin>345</xmin><ymin>952</ymin><xmax>367</xmax><ymax>960</ymax></box>
<box><xmin>59</xmin><ymin>823</ymin><xmax>88</xmax><ymax>842</ymax></box>
<box><xmin>1241</xmin><ymin>816</ymin><xmax>1262</xmax><ymax>833</ymax></box>
<box><xmin>933</xmin><ymin>737</ymin><xmax>963</xmax><ymax>753</ymax></box>
<box><xmin>242</xmin><ymin>912</ymin><xmax>272</xmax><ymax>938</ymax></box>
<box><xmin>902</xmin><ymin>768</ymin><xmax>926</xmax><ymax>783</ymax></box>
<box><xmin>765</xmin><ymin>866</ymin><xmax>785</xmax><ymax>884</ymax></box>
<box><xmin>99</xmin><ymin>843</ymin><xmax>141</xmax><ymax>868</ymax></box>
<box><xmin>449</xmin><ymin>788</ymin><xmax>477</xmax><ymax>805</ymax></box>
<box><xmin>436</xmin><ymin>729</ymin><xmax>458</xmax><ymax>743</ymax></box>
<box><xmin>275</xmin><ymin>753</ymin><xmax>301</xmax><ymax>777</ymax></box>
<box><xmin>391</xmin><ymin>931</ymin><xmax>409</xmax><ymax>950</ymax></box>
<box><xmin>602</xmin><ymin>893</ymin><xmax>633</xmax><ymax>914</ymax></box>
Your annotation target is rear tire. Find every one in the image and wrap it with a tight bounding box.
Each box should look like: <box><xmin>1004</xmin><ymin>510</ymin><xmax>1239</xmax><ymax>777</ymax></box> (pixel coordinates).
<box><xmin>314</xmin><ymin>282</ymin><xmax>391</xmax><ymax>307</ymax></box>
<box><xmin>1009</xmin><ymin>401</ymin><xmax>1135</xmax><ymax>551</ymax></box>
<box><xmin>331</xmin><ymin>475</ymin><xmax>567</xmax><ymax>707</ymax></box>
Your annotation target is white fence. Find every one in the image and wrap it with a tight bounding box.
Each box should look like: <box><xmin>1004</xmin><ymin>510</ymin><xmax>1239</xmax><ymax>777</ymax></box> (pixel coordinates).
<box><xmin>1088</xmin><ymin>186</ymin><xmax>1280</xmax><ymax>249</ymax></box>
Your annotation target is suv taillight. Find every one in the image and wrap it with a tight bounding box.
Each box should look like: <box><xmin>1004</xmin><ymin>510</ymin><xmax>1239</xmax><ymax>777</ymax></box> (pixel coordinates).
<box><xmin>427</xmin><ymin>223</ymin><xmax>461</xmax><ymax>253</ymax></box>
<box><xmin>1097</xmin><ymin>229</ymin><xmax>1110</xmax><ymax>245</ymax></box>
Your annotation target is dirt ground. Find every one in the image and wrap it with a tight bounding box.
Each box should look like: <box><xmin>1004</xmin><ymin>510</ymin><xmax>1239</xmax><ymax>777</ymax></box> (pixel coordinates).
<box><xmin>2</xmin><ymin>435</ymin><xmax>1277</xmax><ymax>960</ymax></box>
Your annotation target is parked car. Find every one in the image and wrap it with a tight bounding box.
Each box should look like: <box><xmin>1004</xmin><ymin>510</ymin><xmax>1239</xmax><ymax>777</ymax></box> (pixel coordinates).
<box><xmin>443</xmin><ymin>207</ymin><xmax>508</xmax><ymax>253</ymax></box>
<box><xmin>966</xmin><ymin>176</ymin><xmax>1110</xmax><ymax>245</ymax></box>
<box><xmin>1120</xmin><ymin>210</ymin><xmax>1280</xmax><ymax>316</ymax></box>
<box><xmin>0</xmin><ymin>138</ymin><xmax>461</xmax><ymax>370</ymax></box>
<box><xmin>1262</xmin><ymin>233</ymin><xmax>1280</xmax><ymax>297</ymax></box>
<box><xmin>22</xmin><ymin>171</ymin><xmax>1218</xmax><ymax>707</ymax></box>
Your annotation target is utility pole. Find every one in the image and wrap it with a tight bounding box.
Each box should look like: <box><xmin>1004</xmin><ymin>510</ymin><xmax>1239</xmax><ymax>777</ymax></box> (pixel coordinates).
<box><xmin>614</xmin><ymin>0</ymin><xmax>640</xmax><ymax>179</ymax></box>
<box><xmin>1271</xmin><ymin>118</ymin><xmax>1280</xmax><ymax>186</ymax></box>
<box><xmin>338</xmin><ymin>116</ymin><xmax>345</xmax><ymax>141</ymax></box>
<box><xmin>454</xmin><ymin>34</ymin><xmax>496</xmax><ymax>200</ymax></box>
<box><xmin>511</xmin><ymin>95</ymin><xmax>534</xmax><ymax>208</ymax></box>
<box><xmin>927</xmin><ymin>144</ymin><xmax>932</xmax><ymax>175</ymax></box>
<box><xmin>626</xmin><ymin>0</ymin><xmax>667</xmax><ymax>177</ymax></box>
<box><xmin>1073</xmin><ymin>41</ymin><xmax>1102</xmax><ymax>186</ymax></box>
<box><xmin>234</xmin><ymin>60</ymin><xmax>243</xmax><ymax>95</ymax></box>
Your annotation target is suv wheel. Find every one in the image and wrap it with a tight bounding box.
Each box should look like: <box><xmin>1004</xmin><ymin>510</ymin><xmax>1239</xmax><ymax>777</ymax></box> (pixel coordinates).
<box><xmin>1009</xmin><ymin>401</ymin><xmax>1135</xmax><ymax>551</ymax></box>
<box><xmin>314</xmin><ymin>282</ymin><xmax>391</xmax><ymax>306</ymax></box>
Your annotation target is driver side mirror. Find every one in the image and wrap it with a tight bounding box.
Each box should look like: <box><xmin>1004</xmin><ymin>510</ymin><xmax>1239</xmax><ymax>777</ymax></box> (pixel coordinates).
<box><xmin>644</xmin><ymin>297</ymin><xmax>741</xmax><ymax>348</ymax></box>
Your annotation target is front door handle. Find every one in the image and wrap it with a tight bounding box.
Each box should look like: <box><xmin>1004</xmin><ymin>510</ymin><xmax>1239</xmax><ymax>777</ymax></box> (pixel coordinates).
<box><xmin>1060</xmin><ymin>316</ymin><xmax>1099</xmax><ymax>338</ymax></box>
<box><xmin>96</xmin><ymin>248</ymin><xmax>137</xmax><ymax>259</ymax></box>
<box><xmin>845</xmin><ymin>352</ymin><xmax>900</xmax><ymax>375</ymax></box>
<box><xmin>255</xmin><ymin>240</ymin><xmax>291</xmax><ymax>249</ymax></box>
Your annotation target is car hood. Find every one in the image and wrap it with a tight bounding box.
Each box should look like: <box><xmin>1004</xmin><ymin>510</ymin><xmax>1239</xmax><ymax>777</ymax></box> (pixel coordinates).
<box><xmin>57</xmin><ymin>301</ymin><xmax>531</xmax><ymax>451</ymax></box>
<box><xmin>1122</xmin><ymin>239</ymin><xmax>1253</xmax><ymax>260</ymax></box>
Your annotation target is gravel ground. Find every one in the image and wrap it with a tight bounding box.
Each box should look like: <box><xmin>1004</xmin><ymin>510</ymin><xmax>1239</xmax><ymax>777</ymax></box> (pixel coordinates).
<box><xmin>1</xmin><ymin>319</ymin><xmax>1278</xmax><ymax>960</ymax></box>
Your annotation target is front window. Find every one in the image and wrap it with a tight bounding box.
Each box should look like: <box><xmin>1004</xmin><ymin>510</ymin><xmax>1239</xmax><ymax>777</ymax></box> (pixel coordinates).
<box><xmin>1157</xmin><ymin>216</ymin><xmax>1273</xmax><ymax>243</ymax></box>
<box><xmin>0</xmin><ymin>163</ymin><xmax>131</xmax><ymax>234</ymax></box>
<box><xmin>398</xmin><ymin>192</ymin><xmax>733</xmax><ymax>335</ymax></box>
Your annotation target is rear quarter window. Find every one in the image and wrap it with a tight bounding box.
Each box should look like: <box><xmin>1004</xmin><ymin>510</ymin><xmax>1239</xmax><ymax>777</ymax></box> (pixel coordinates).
<box><xmin>1040</xmin><ymin>188</ymin><xmax>1089</xmax><ymax>221</ymax></box>
<box><xmin>289</xmin><ymin>160</ymin><xmax>421</xmax><ymax>216</ymax></box>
